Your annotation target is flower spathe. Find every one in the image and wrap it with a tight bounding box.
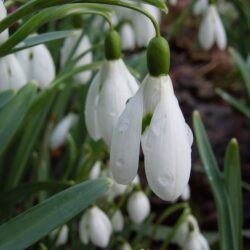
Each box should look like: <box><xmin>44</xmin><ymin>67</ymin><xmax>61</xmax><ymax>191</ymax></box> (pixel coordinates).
<box><xmin>16</xmin><ymin>44</ymin><xmax>55</xmax><ymax>89</ymax></box>
<box><xmin>85</xmin><ymin>58</ymin><xmax>138</xmax><ymax>147</ymax></box>
<box><xmin>110</xmin><ymin>75</ymin><xmax>193</xmax><ymax>201</ymax></box>
<box><xmin>79</xmin><ymin>206</ymin><xmax>112</xmax><ymax>248</ymax></box>
<box><xmin>198</xmin><ymin>5</ymin><xmax>227</xmax><ymax>50</ymax></box>
<box><xmin>0</xmin><ymin>55</ymin><xmax>27</xmax><ymax>91</ymax></box>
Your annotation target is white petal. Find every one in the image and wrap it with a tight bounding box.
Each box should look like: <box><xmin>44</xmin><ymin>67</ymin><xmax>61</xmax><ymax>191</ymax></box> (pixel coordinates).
<box><xmin>0</xmin><ymin>55</ymin><xmax>27</xmax><ymax>92</ymax></box>
<box><xmin>84</xmin><ymin>71</ymin><xmax>102</xmax><ymax>140</ymax></box>
<box><xmin>120</xmin><ymin>242</ymin><xmax>132</xmax><ymax>250</ymax></box>
<box><xmin>127</xmin><ymin>191</ymin><xmax>150</xmax><ymax>224</ymax></box>
<box><xmin>213</xmin><ymin>7</ymin><xmax>227</xmax><ymax>50</ymax></box>
<box><xmin>55</xmin><ymin>225</ymin><xmax>69</xmax><ymax>246</ymax></box>
<box><xmin>88</xmin><ymin>207</ymin><xmax>112</xmax><ymax>248</ymax></box>
<box><xmin>184</xmin><ymin>232</ymin><xmax>210</xmax><ymax>250</ymax></box>
<box><xmin>79</xmin><ymin>212</ymin><xmax>89</xmax><ymax>244</ymax></box>
<box><xmin>198</xmin><ymin>7</ymin><xmax>215</xmax><ymax>50</ymax></box>
<box><xmin>111</xmin><ymin>210</ymin><xmax>124</xmax><ymax>232</ymax></box>
<box><xmin>89</xmin><ymin>161</ymin><xmax>101</xmax><ymax>179</ymax></box>
<box><xmin>180</xmin><ymin>184</ymin><xmax>191</xmax><ymax>201</ymax></box>
<box><xmin>61</xmin><ymin>31</ymin><xmax>92</xmax><ymax>83</ymax></box>
<box><xmin>50</xmin><ymin>113</ymin><xmax>78</xmax><ymax>149</ymax></box>
<box><xmin>193</xmin><ymin>0</ymin><xmax>208</xmax><ymax>15</ymax></box>
<box><xmin>110</xmin><ymin>85</ymin><xmax>144</xmax><ymax>184</ymax></box>
<box><xmin>97</xmin><ymin>59</ymin><xmax>138</xmax><ymax>147</ymax></box>
<box><xmin>142</xmin><ymin>76</ymin><xmax>192</xmax><ymax>201</ymax></box>
<box><xmin>16</xmin><ymin>44</ymin><xmax>55</xmax><ymax>89</ymax></box>
<box><xmin>120</xmin><ymin>23</ymin><xmax>136</xmax><ymax>50</ymax></box>
<box><xmin>0</xmin><ymin>1</ymin><xmax>9</xmax><ymax>45</ymax></box>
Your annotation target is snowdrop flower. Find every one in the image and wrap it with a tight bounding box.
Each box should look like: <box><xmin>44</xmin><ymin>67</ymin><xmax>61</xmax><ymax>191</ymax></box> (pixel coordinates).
<box><xmin>0</xmin><ymin>55</ymin><xmax>27</xmax><ymax>91</ymax></box>
<box><xmin>0</xmin><ymin>0</ymin><xmax>8</xmax><ymax>44</ymax></box>
<box><xmin>61</xmin><ymin>30</ymin><xmax>92</xmax><ymax>83</ymax></box>
<box><xmin>16</xmin><ymin>44</ymin><xmax>55</xmax><ymax>89</ymax></box>
<box><xmin>50</xmin><ymin>225</ymin><xmax>69</xmax><ymax>246</ymax></box>
<box><xmin>111</xmin><ymin>209</ymin><xmax>124</xmax><ymax>232</ymax></box>
<box><xmin>89</xmin><ymin>161</ymin><xmax>101</xmax><ymax>179</ymax></box>
<box><xmin>127</xmin><ymin>190</ymin><xmax>150</xmax><ymax>224</ymax></box>
<box><xmin>198</xmin><ymin>5</ymin><xmax>227</xmax><ymax>50</ymax></box>
<box><xmin>132</xmin><ymin>3</ymin><xmax>161</xmax><ymax>47</ymax></box>
<box><xmin>85</xmin><ymin>30</ymin><xmax>138</xmax><ymax>147</ymax></box>
<box><xmin>50</xmin><ymin>113</ymin><xmax>78</xmax><ymax>150</ymax></box>
<box><xmin>184</xmin><ymin>232</ymin><xmax>210</xmax><ymax>250</ymax></box>
<box><xmin>193</xmin><ymin>0</ymin><xmax>208</xmax><ymax>15</ymax></box>
<box><xmin>120</xmin><ymin>23</ymin><xmax>136</xmax><ymax>50</ymax></box>
<box><xmin>119</xmin><ymin>242</ymin><xmax>132</xmax><ymax>250</ymax></box>
<box><xmin>79</xmin><ymin>206</ymin><xmax>112</xmax><ymax>248</ymax></box>
<box><xmin>111</xmin><ymin>37</ymin><xmax>193</xmax><ymax>201</ymax></box>
<box><xmin>180</xmin><ymin>184</ymin><xmax>191</xmax><ymax>201</ymax></box>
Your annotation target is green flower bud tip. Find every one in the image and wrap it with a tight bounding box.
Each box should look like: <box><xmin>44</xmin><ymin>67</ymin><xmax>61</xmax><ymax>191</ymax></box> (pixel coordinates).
<box><xmin>147</xmin><ymin>36</ymin><xmax>170</xmax><ymax>77</ymax></box>
<box><xmin>105</xmin><ymin>30</ymin><xmax>121</xmax><ymax>60</ymax></box>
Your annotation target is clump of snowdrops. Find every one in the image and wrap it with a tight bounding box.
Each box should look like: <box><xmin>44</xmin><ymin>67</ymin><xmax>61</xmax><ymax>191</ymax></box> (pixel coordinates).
<box><xmin>0</xmin><ymin>0</ymin><xmax>248</xmax><ymax>250</ymax></box>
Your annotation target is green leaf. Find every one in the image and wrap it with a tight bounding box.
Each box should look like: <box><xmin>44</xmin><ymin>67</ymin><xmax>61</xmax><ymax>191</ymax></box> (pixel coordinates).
<box><xmin>224</xmin><ymin>139</ymin><xmax>243</xmax><ymax>250</ymax></box>
<box><xmin>192</xmin><ymin>111</ymin><xmax>237</xmax><ymax>250</ymax></box>
<box><xmin>216</xmin><ymin>88</ymin><xmax>250</xmax><ymax>118</ymax></box>
<box><xmin>229</xmin><ymin>47</ymin><xmax>250</xmax><ymax>100</ymax></box>
<box><xmin>138</xmin><ymin>0</ymin><xmax>167</xmax><ymax>10</ymax></box>
<box><xmin>0</xmin><ymin>90</ymin><xmax>16</xmax><ymax>110</ymax></box>
<box><xmin>0</xmin><ymin>84</ymin><xmax>36</xmax><ymax>156</ymax></box>
<box><xmin>0</xmin><ymin>178</ymin><xmax>112</xmax><ymax>250</ymax></box>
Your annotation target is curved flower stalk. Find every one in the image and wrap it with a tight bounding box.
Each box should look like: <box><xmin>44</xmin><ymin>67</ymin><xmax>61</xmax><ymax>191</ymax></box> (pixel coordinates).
<box><xmin>174</xmin><ymin>215</ymin><xmax>210</xmax><ymax>250</ymax></box>
<box><xmin>0</xmin><ymin>54</ymin><xmax>27</xmax><ymax>91</ymax></box>
<box><xmin>85</xmin><ymin>30</ymin><xmax>139</xmax><ymax>147</ymax></box>
<box><xmin>127</xmin><ymin>190</ymin><xmax>150</xmax><ymax>224</ymax></box>
<box><xmin>193</xmin><ymin>0</ymin><xmax>208</xmax><ymax>16</ymax></box>
<box><xmin>16</xmin><ymin>44</ymin><xmax>55</xmax><ymax>89</ymax></box>
<box><xmin>198</xmin><ymin>4</ymin><xmax>227</xmax><ymax>50</ymax></box>
<box><xmin>50</xmin><ymin>113</ymin><xmax>78</xmax><ymax>150</ymax></box>
<box><xmin>111</xmin><ymin>209</ymin><xmax>124</xmax><ymax>232</ymax></box>
<box><xmin>79</xmin><ymin>206</ymin><xmax>112</xmax><ymax>248</ymax></box>
<box><xmin>50</xmin><ymin>225</ymin><xmax>69</xmax><ymax>247</ymax></box>
<box><xmin>61</xmin><ymin>30</ymin><xmax>93</xmax><ymax>84</ymax></box>
<box><xmin>111</xmin><ymin>36</ymin><xmax>193</xmax><ymax>201</ymax></box>
<box><xmin>0</xmin><ymin>1</ymin><xmax>8</xmax><ymax>45</ymax></box>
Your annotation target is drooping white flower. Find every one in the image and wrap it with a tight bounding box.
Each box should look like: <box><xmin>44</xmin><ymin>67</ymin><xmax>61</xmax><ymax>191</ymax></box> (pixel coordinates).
<box><xmin>193</xmin><ymin>0</ymin><xmax>208</xmax><ymax>16</ymax></box>
<box><xmin>16</xmin><ymin>44</ymin><xmax>55</xmax><ymax>89</ymax></box>
<box><xmin>50</xmin><ymin>225</ymin><xmax>69</xmax><ymax>246</ymax></box>
<box><xmin>50</xmin><ymin>113</ymin><xmax>78</xmax><ymax>150</ymax></box>
<box><xmin>85</xmin><ymin>59</ymin><xmax>138</xmax><ymax>147</ymax></box>
<box><xmin>127</xmin><ymin>191</ymin><xmax>150</xmax><ymax>224</ymax></box>
<box><xmin>132</xmin><ymin>3</ymin><xmax>161</xmax><ymax>47</ymax></box>
<box><xmin>61</xmin><ymin>31</ymin><xmax>92</xmax><ymax>83</ymax></box>
<box><xmin>198</xmin><ymin>5</ymin><xmax>227</xmax><ymax>50</ymax></box>
<box><xmin>111</xmin><ymin>209</ymin><xmax>124</xmax><ymax>232</ymax></box>
<box><xmin>120</xmin><ymin>23</ymin><xmax>136</xmax><ymax>50</ymax></box>
<box><xmin>79</xmin><ymin>206</ymin><xmax>112</xmax><ymax>248</ymax></box>
<box><xmin>119</xmin><ymin>242</ymin><xmax>132</xmax><ymax>250</ymax></box>
<box><xmin>0</xmin><ymin>1</ymin><xmax>8</xmax><ymax>45</ymax></box>
<box><xmin>111</xmin><ymin>75</ymin><xmax>193</xmax><ymax>201</ymax></box>
<box><xmin>180</xmin><ymin>184</ymin><xmax>191</xmax><ymax>201</ymax></box>
<box><xmin>89</xmin><ymin>161</ymin><xmax>101</xmax><ymax>180</ymax></box>
<box><xmin>0</xmin><ymin>54</ymin><xmax>27</xmax><ymax>91</ymax></box>
<box><xmin>184</xmin><ymin>232</ymin><xmax>210</xmax><ymax>250</ymax></box>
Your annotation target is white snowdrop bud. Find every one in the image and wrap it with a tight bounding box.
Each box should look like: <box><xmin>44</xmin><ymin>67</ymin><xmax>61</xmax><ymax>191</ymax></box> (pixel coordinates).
<box><xmin>50</xmin><ymin>113</ymin><xmax>78</xmax><ymax>150</ymax></box>
<box><xmin>50</xmin><ymin>225</ymin><xmax>69</xmax><ymax>246</ymax></box>
<box><xmin>119</xmin><ymin>242</ymin><xmax>132</xmax><ymax>250</ymax></box>
<box><xmin>0</xmin><ymin>1</ymin><xmax>8</xmax><ymax>45</ymax></box>
<box><xmin>132</xmin><ymin>4</ymin><xmax>161</xmax><ymax>47</ymax></box>
<box><xmin>79</xmin><ymin>206</ymin><xmax>112</xmax><ymax>248</ymax></box>
<box><xmin>127</xmin><ymin>191</ymin><xmax>150</xmax><ymax>224</ymax></box>
<box><xmin>61</xmin><ymin>31</ymin><xmax>92</xmax><ymax>84</ymax></box>
<box><xmin>180</xmin><ymin>184</ymin><xmax>191</xmax><ymax>201</ymax></box>
<box><xmin>193</xmin><ymin>0</ymin><xmax>208</xmax><ymax>16</ymax></box>
<box><xmin>120</xmin><ymin>23</ymin><xmax>136</xmax><ymax>50</ymax></box>
<box><xmin>16</xmin><ymin>44</ymin><xmax>55</xmax><ymax>89</ymax></box>
<box><xmin>183</xmin><ymin>232</ymin><xmax>210</xmax><ymax>250</ymax></box>
<box><xmin>198</xmin><ymin>5</ymin><xmax>227</xmax><ymax>50</ymax></box>
<box><xmin>111</xmin><ymin>210</ymin><xmax>124</xmax><ymax>232</ymax></box>
<box><xmin>89</xmin><ymin>161</ymin><xmax>101</xmax><ymax>180</ymax></box>
<box><xmin>0</xmin><ymin>54</ymin><xmax>27</xmax><ymax>92</ymax></box>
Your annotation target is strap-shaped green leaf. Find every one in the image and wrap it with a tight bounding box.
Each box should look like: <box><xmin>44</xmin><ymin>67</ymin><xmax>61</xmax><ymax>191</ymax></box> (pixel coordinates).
<box><xmin>192</xmin><ymin>111</ymin><xmax>237</xmax><ymax>250</ymax></box>
<box><xmin>224</xmin><ymin>139</ymin><xmax>243</xmax><ymax>250</ymax></box>
<box><xmin>0</xmin><ymin>178</ymin><xmax>112</xmax><ymax>250</ymax></box>
<box><xmin>0</xmin><ymin>83</ymin><xmax>37</xmax><ymax>156</ymax></box>
<box><xmin>0</xmin><ymin>90</ymin><xmax>16</xmax><ymax>110</ymax></box>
